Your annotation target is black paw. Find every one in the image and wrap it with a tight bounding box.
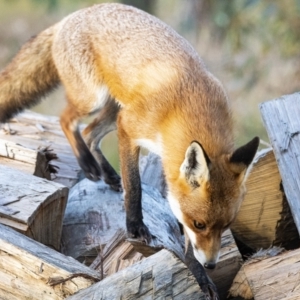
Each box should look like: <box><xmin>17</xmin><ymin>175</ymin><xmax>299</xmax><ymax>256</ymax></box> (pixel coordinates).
<box><xmin>126</xmin><ymin>220</ymin><xmax>152</xmax><ymax>244</ymax></box>
<box><xmin>201</xmin><ymin>282</ymin><xmax>219</xmax><ymax>300</ymax></box>
<box><xmin>104</xmin><ymin>173</ymin><xmax>123</xmax><ymax>192</ymax></box>
<box><xmin>78</xmin><ymin>152</ymin><xmax>102</xmax><ymax>182</ymax></box>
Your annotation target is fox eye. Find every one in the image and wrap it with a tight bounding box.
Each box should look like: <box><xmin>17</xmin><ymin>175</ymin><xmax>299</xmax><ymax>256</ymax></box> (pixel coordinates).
<box><xmin>194</xmin><ymin>220</ymin><xmax>206</xmax><ymax>230</ymax></box>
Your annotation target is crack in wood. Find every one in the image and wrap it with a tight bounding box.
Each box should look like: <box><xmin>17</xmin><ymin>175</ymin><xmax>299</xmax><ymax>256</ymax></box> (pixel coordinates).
<box><xmin>47</xmin><ymin>273</ymin><xmax>100</xmax><ymax>286</ymax></box>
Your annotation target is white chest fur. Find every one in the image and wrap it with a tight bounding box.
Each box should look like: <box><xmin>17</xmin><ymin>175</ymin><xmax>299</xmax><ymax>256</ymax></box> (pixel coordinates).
<box><xmin>135</xmin><ymin>134</ymin><xmax>163</xmax><ymax>156</ymax></box>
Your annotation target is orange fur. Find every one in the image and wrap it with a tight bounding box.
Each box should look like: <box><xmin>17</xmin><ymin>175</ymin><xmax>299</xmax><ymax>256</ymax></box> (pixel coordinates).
<box><xmin>0</xmin><ymin>3</ymin><xmax>259</xmax><ymax>268</ymax></box>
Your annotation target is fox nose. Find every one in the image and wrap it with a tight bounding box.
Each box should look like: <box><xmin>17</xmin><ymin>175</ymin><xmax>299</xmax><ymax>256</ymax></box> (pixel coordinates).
<box><xmin>204</xmin><ymin>262</ymin><xmax>216</xmax><ymax>269</ymax></box>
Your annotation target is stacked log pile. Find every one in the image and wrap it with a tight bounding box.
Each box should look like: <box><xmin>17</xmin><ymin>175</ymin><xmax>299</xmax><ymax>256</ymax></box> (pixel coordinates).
<box><xmin>0</xmin><ymin>91</ymin><xmax>300</xmax><ymax>300</ymax></box>
<box><xmin>231</xmin><ymin>148</ymin><xmax>300</xmax><ymax>252</ymax></box>
<box><xmin>228</xmin><ymin>92</ymin><xmax>300</xmax><ymax>299</ymax></box>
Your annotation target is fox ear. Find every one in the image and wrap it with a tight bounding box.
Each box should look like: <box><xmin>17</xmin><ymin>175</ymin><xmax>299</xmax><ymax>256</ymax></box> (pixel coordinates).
<box><xmin>180</xmin><ymin>141</ymin><xmax>210</xmax><ymax>187</ymax></box>
<box><xmin>229</xmin><ymin>137</ymin><xmax>260</xmax><ymax>179</ymax></box>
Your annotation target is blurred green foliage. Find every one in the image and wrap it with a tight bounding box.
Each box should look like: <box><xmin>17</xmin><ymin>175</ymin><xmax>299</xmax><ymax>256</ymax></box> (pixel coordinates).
<box><xmin>208</xmin><ymin>0</ymin><xmax>300</xmax><ymax>57</ymax></box>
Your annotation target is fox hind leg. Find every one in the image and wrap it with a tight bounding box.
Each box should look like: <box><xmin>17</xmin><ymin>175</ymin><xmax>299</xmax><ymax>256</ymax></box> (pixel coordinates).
<box><xmin>60</xmin><ymin>103</ymin><xmax>102</xmax><ymax>181</ymax></box>
<box><xmin>83</xmin><ymin>99</ymin><xmax>122</xmax><ymax>191</ymax></box>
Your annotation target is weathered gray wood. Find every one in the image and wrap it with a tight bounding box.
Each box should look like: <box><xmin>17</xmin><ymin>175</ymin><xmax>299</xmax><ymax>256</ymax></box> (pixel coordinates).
<box><xmin>90</xmin><ymin>228</ymin><xmax>144</xmax><ymax>278</ymax></box>
<box><xmin>140</xmin><ymin>152</ymin><xmax>167</xmax><ymax>197</ymax></box>
<box><xmin>231</xmin><ymin>148</ymin><xmax>300</xmax><ymax>250</ymax></box>
<box><xmin>229</xmin><ymin>247</ymin><xmax>300</xmax><ymax>300</ymax></box>
<box><xmin>260</xmin><ymin>93</ymin><xmax>300</xmax><ymax>235</ymax></box>
<box><xmin>0</xmin><ymin>110</ymin><xmax>81</xmax><ymax>188</ymax></box>
<box><xmin>0</xmin><ymin>139</ymin><xmax>56</xmax><ymax>179</ymax></box>
<box><xmin>67</xmin><ymin>249</ymin><xmax>205</xmax><ymax>300</ymax></box>
<box><xmin>127</xmin><ymin>183</ymin><xmax>184</xmax><ymax>260</ymax></box>
<box><xmin>61</xmin><ymin>179</ymin><xmax>126</xmax><ymax>261</ymax></box>
<box><xmin>0</xmin><ymin>224</ymin><xmax>100</xmax><ymax>300</ymax></box>
<box><xmin>0</xmin><ymin>165</ymin><xmax>68</xmax><ymax>250</ymax></box>
<box><xmin>61</xmin><ymin>179</ymin><xmax>184</xmax><ymax>262</ymax></box>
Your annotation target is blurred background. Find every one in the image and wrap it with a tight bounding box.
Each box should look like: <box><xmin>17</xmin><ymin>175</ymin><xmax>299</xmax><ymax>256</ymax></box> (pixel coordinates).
<box><xmin>1</xmin><ymin>0</ymin><xmax>299</xmax><ymax>172</ymax></box>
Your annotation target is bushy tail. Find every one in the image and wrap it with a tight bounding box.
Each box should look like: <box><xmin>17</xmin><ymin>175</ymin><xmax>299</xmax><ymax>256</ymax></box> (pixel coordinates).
<box><xmin>0</xmin><ymin>25</ymin><xmax>60</xmax><ymax>123</ymax></box>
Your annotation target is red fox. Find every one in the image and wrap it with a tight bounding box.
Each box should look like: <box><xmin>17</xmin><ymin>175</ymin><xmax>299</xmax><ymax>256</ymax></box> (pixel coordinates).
<box><xmin>0</xmin><ymin>3</ymin><xmax>258</xmax><ymax>276</ymax></box>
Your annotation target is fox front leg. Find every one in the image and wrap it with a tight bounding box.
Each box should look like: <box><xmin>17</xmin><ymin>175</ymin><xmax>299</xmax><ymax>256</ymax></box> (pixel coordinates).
<box><xmin>117</xmin><ymin>118</ymin><xmax>152</xmax><ymax>243</ymax></box>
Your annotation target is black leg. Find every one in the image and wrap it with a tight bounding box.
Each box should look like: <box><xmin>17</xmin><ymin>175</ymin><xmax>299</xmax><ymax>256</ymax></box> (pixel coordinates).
<box><xmin>118</xmin><ymin>121</ymin><xmax>151</xmax><ymax>243</ymax></box>
<box><xmin>83</xmin><ymin>99</ymin><xmax>121</xmax><ymax>189</ymax></box>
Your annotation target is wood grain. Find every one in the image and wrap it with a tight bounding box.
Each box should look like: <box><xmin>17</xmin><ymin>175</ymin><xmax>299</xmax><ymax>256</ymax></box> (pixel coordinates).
<box><xmin>61</xmin><ymin>179</ymin><xmax>184</xmax><ymax>262</ymax></box>
<box><xmin>0</xmin><ymin>164</ymin><xmax>68</xmax><ymax>250</ymax></box>
<box><xmin>0</xmin><ymin>110</ymin><xmax>81</xmax><ymax>188</ymax></box>
<box><xmin>260</xmin><ymin>93</ymin><xmax>300</xmax><ymax>235</ymax></box>
<box><xmin>231</xmin><ymin>247</ymin><xmax>300</xmax><ymax>300</ymax></box>
<box><xmin>232</xmin><ymin>148</ymin><xmax>300</xmax><ymax>250</ymax></box>
<box><xmin>67</xmin><ymin>249</ymin><xmax>205</xmax><ymax>300</ymax></box>
<box><xmin>0</xmin><ymin>224</ymin><xmax>100</xmax><ymax>300</ymax></box>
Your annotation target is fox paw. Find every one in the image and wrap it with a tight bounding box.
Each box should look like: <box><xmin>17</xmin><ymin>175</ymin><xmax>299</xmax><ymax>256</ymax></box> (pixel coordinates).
<box><xmin>78</xmin><ymin>153</ymin><xmax>102</xmax><ymax>181</ymax></box>
<box><xmin>126</xmin><ymin>220</ymin><xmax>152</xmax><ymax>244</ymax></box>
<box><xmin>201</xmin><ymin>282</ymin><xmax>219</xmax><ymax>300</ymax></box>
<box><xmin>83</xmin><ymin>166</ymin><xmax>102</xmax><ymax>182</ymax></box>
<box><xmin>104</xmin><ymin>174</ymin><xmax>122</xmax><ymax>192</ymax></box>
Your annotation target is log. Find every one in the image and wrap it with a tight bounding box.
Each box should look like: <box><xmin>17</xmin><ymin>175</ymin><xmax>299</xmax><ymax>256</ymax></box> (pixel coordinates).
<box><xmin>61</xmin><ymin>179</ymin><xmax>127</xmax><ymax>262</ymax></box>
<box><xmin>0</xmin><ymin>224</ymin><xmax>100</xmax><ymax>300</ymax></box>
<box><xmin>89</xmin><ymin>228</ymin><xmax>144</xmax><ymax>278</ymax></box>
<box><xmin>229</xmin><ymin>247</ymin><xmax>300</xmax><ymax>300</ymax></box>
<box><xmin>61</xmin><ymin>179</ymin><xmax>184</xmax><ymax>263</ymax></box>
<box><xmin>260</xmin><ymin>92</ymin><xmax>300</xmax><ymax>235</ymax></box>
<box><xmin>0</xmin><ymin>139</ymin><xmax>57</xmax><ymax>179</ymax></box>
<box><xmin>231</xmin><ymin>148</ymin><xmax>300</xmax><ymax>251</ymax></box>
<box><xmin>139</xmin><ymin>152</ymin><xmax>167</xmax><ymax>197</ymax></box>
<box><xmin>0</xmin><ymin>110</ymin><xmax>81</xmax><ymax>188</ymax></box>
<box><xmin>67</xmin><ymin>249</ymin><xmax>206</xmax><ymax>300</ymax></box>
<box><xmin>0</xmin><ymin>164</ymin><xmax>68</xmax><ymax>250</ymax></box>
<box><xmin>126</xmin><ymin>183</ymin><xmax>184</xmax><ymax>260</ymax></box>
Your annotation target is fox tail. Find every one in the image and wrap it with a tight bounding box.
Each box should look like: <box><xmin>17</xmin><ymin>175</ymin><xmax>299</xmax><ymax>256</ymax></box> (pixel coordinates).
<box><xmin>0</xmin><ymin>26</ymin><xmax>59</xmax><ymax>123</ymax></box>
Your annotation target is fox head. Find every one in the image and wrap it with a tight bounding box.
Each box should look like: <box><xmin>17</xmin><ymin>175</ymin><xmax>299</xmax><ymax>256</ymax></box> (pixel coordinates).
<box><xmin>168</xmin><ymin>137</ymin><xmax>259</xmax><ymax>269</ymax></box>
